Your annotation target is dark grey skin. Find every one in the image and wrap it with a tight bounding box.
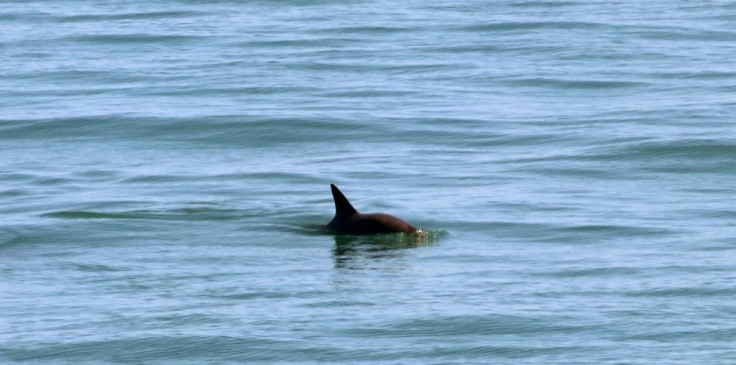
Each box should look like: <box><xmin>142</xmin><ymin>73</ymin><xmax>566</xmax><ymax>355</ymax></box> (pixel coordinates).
<box><xmin>325</xmin><ymin>184</ymin><xmax>419</xmax><ymax>235</ymax></box>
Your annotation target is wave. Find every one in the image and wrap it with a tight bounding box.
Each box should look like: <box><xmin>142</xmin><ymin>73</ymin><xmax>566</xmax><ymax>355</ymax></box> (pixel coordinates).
<box><xmin>42</xmin><ymin>207</ymin><xmax>247</xmax><ymax>222</ymax></box>
<box><xmin>63</xmin><ymin>33</ymin><xmax>208</xmax><ymax>44</ymax></box>
<box><xmin>57</xmin><ymin>11</ymin><xmax>206</xmax><ymax>23</ymax></box>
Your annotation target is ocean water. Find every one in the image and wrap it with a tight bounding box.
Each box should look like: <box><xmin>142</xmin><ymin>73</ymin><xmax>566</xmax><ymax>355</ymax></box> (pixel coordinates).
<box><xmin>1</xmin><ymin>0</ymin><xmax>735</xmax><ymax>363</ymax></box>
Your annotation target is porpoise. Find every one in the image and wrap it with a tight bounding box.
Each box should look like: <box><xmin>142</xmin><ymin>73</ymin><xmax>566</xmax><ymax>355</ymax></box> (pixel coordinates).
<box><xmin>325</xmin><ymin>184</ymin><xmax>419</xmax><ymax>235</ymax></box>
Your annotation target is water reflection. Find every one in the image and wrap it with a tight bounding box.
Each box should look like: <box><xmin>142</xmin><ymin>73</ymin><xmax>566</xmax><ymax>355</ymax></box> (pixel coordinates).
<box><xmin>332</xmin><ymin>231</ymin><xmax>442</xmax><ymax>270</ymax></box>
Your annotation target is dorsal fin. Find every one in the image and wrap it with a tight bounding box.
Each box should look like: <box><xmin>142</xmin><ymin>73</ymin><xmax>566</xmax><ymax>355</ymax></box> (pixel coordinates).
<box><xmin>331</xmin><ymin>184</ymin><xmax>358</xmax><ymax>216</ymax></box>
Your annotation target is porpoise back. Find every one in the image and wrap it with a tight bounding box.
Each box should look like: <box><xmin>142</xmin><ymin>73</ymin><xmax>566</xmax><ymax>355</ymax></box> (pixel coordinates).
<box><xmin>325</xmin><ymin>184</ymin><xmax>418</xmax><ymax>235</ymax></box>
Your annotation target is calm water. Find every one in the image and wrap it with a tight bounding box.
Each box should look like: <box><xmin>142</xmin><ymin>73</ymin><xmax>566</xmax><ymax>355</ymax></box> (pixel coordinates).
<box><xmin>2</xmin><ymin>1</ymin><xmax>735</xmax><ymax>363</ymax></box>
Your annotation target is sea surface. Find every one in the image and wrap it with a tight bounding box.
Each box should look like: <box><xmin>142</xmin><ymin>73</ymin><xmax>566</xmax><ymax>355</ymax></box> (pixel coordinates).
<box><xmin>1</xmin><ymin>1</ymin><xmax>735</xmax><ymax>363</ymax></box>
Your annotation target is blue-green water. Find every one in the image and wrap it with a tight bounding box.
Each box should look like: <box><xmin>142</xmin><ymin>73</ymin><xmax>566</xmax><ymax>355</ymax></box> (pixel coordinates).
<box><xmin>2</xmin><ymin>1</ymin><xmax>735</xmax><ymax>363</ymax></box>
